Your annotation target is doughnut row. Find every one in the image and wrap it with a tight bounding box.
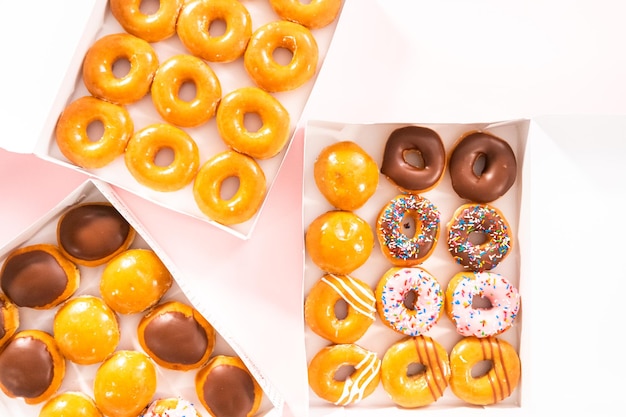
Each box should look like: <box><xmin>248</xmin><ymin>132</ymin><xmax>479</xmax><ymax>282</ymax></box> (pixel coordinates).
<box><xmin>0</xmin><ymin>202</ymin><xmax>263</xmax><ymax>417</ymax></box>
<box><xmin>54</xmin><ymin>0</ymin><xmax>343</xmax><ymax>226</ymax></box>
<box><xmin>305</xmin><ymin>125</ymin><xmax>522</xmax><ymax>408</ymax></box>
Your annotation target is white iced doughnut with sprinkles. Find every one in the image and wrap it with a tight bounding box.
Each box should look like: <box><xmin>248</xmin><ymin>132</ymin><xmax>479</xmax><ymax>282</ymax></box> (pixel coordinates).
<box><xmin>445</xmin><ymin>271</ymin><xmax>520</xmax><ymax>337</ymax></box>
<box><xmin>376</xmin><ymin>194</ymin><xmax>441</xmax><ymax>266</ymax></box>
<box><xmin>375</xmin><ymin>266</ymin><xmax>444</xmax><ymax>336</ymax></box>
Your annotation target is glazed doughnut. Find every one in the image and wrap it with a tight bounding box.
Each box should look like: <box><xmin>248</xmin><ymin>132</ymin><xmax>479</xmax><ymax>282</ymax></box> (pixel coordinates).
<box><xmin>445</xmin><ymin>271</ymin><xmax>521</xmax><ymax>337</ymax></box>
<box><xmin>449</xmin><ymin>336</ymin><xmax>521</xmax><ymax>405</ymax></box>
<box><xmin>151</xmin><ymin>54</ymin><xmax>222</xmax><ymax>127</ymax></box>
<box><xmin>125</xmin><ymin>123</ymin><xmax>200</xmax><ymax>192</ymax></box>
<box><xmin>82</xmin><ymin>33</ymin><xmax>158</xmax><ymax>105</ymax></box>
<box><xmin>376</xmin><ymin>194</ymin><xmax>440</xmax><ymax>266</ymax></box>
<box><xmin>195</xmin><ymin>355</ymin><xmax>263</xmax><ymax>417</ymax></box>
<box><xmin>177</xmin><ymin>0</ymin><xmax>252</xmax><ymax>63</ymax></box>
<box><xmin>53</xmin><ymin>295</ymin><xmax>120</xmax><ymax>365</ymax></box>
<box><xmin>0</xmin><ymin>244</ymin><xmax>79</xmax><ymax>309</ymax></box>
<box><xmin>305</xmin><ymin>210</ymin><xmax>374</xmax><ymax>275</ymax></box>
<box><xmin>0</xmin><ymin>293</ymin><xmax>19</xmax><ymax>349</ymax></box>
<box><xmin>305</xmin><ymin>273</ymin><xmax>376</xmax><ymax>344</ymax></box>
<box><xmin>244</xmin><ymin>20</ymin><xmax>318</xmax><ymax>92</ymax></box>
<box><xmin>308</xmin><ymin>343</ymin><xmax>381</xmax><ymax>406</ymax></box>
<box><xmin>269</xmin><ymin>0</ymin><xmax>342</xmax><ymax>29</ymax></box>
<box><xmin>110</xmin><ymin>0</ymin><xmax>184</xmax><ymax>43</ymax></box>
<box><xmin>40</xmin><ymin>391</ymin><xmax>103</xmax><ymax>417</ymax></box>
<box><xmin>141</xmin><ymin>397</ymin><xmax>202</xmax><ymax>417</ymax></box>
<box><xmin>193</xmin><ymin>150</ymin><xmax>267</xmax><ymax>225</ymax></box>
<box><xmin>449</xmin><ymin>131</ymin><xmax>517</xmax><ymax>203</ymax></box>
<box><xmin>100</xmin><ymin>249</ymin><xmax>173</xmax><ymax>315</ymax></box>
<box><xmin>138</xmin><ymin>300</ymin><xmax>216</xmax><ymax>371</ymax></box>
<box><xmin>381</xmin><ymin>336</ymin><xmax>450</xmax><ymax>408</ymax></box>
<box><xmin>0</xmin><ymin>330</ymin><xmax>65</xmax><ymax>405</ymax></box>
<box><xmin>216</xmin><ymin>86</ymin><xmax>290</xmax><ymax>160</ymax></box>
<box><xmin>55</xmin><ymin>96</ymin><xmax>133</xmax><ymax>169</ymax></box>
<box><xmin>93</xmin><ymin>350</ymin><xmax>157</xmax><ymax>417</ymax></box>
<box><xmin>380</xmin><ymin>125</ymin><xmax>446</xmax><ymax>193</ymax></box>
<box><xmin>57</xmin><ymin>202</ymin><xmax>136</xmax><ymax>267</ymax></box>
<box><xmin>375</xmin><ymin>266</ymin><xmax>444</xmax><ymax>336</ymax></box>
<box><xmin>314</xmin><ymin>141</ymin><xmax>379</xmax><ymax>211</ymax></box>
<box><xmin>447</xmin><ymin>203</ymin><xmax>512</xmax><ymax>271</ymax></box>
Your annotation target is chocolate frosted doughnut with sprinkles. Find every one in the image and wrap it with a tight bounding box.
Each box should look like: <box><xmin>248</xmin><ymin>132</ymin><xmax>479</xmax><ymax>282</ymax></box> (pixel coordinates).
<box><xmin>375</xmin><ymin>266</ymin><xmax>444</xmax><ymax>337</ymax></box>
<box><xmin>445</xmin><ymin>271</ymin><xmax>520</xmax><ymax>337</ymax></box>
<box><xmin>446</xmin><ymin>203</ymin><xmax>512</xmax><ymax>271</ymax></box>
<box><xmin>376</xmin><ymin>194</ymin><xmax>440</xmax><ymax>266</ymax></box>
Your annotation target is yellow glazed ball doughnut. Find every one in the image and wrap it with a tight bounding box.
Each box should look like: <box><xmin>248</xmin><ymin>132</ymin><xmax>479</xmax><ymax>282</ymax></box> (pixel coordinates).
<box><xmin>39</xmin><ymin>391</ymin><xmax>103</xmax><ymax>417</ymax></box>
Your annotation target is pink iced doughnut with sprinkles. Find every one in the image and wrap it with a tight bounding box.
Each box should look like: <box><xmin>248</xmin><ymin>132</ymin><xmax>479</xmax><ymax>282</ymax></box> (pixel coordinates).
<box><xmin>375</xmin><ymin>266</ymin><xmax>444</xmax><ymax>336</ymax></box>
<box><xmin>446</xmin><ymin>203</ymin><xmax>512</xmax><ymax>271</ymax></box>
<box><xmin>445</xmin><ymin>271</ymin><xmax>520</xmax><ymax>337</ymax></box>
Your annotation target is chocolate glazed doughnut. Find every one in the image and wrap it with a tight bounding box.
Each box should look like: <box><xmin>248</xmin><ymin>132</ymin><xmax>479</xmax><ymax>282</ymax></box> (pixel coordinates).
<box><xmin>380</xmin><ymin>126</ymin><xmax>446</xmax><ymax>192</ymax></box>
<box><xmin>449</xmin><ymin>131</ymin><xmax>517</xmax><ymax>203</ymax></box>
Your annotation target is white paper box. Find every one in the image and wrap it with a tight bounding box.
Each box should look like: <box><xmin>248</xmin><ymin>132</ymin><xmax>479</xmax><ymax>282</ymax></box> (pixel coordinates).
<box><xmin>0</xmin><ymin>179</ymin><xmax>283</xmax><ymax>417</ymax></box>
<box><xmin>0</xmin><ymin>0</ymin><xmax>342</xmax><ymax>240</ymax></box>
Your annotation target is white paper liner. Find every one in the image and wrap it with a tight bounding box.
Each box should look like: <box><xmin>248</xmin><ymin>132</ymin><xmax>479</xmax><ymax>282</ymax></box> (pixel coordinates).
<box><xmin>0</xmin><ymin>179</ymin><xmax>276</xmax><ymax>417</ymax></box>
<box><xmin>34</xmin><ymin>0</ymin><xmax>343</xmax><ymax>240</ymax></box>
<box><xmin>303</xmin><ymin>119</ymin><xmax>528</xmax><ymax>413</ymax></box>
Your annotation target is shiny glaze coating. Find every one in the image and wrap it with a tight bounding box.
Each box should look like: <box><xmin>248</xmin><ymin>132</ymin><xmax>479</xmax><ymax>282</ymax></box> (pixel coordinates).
<box><xmin>110</xmin><ymin>0</ymin><xmax>184</xmax><ymax>42</ymax></box>
<box><xmin>269</xmin><ymin>0</ymin><xmax>342</xmax><ymax>29</ymax></box>
<box><xmin>40</xmin><ymin>391</ymin><xmax>103</xmax><ymax>417</ymax></box>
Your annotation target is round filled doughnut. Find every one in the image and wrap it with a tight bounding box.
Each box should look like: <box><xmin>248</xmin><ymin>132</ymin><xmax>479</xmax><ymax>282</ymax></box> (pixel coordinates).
<box><xmin>305</xmin><ymin>273</ymin><xmax>376</xmax><ymax>344</ymax></box>
<box><xmin>269</xmin><ymin>0</ymin><xmax>342</xmax><ymax>29</ymax></box>
<box><xmin>216</xmin><ymin>86</ymin><xmax>290</xmax><ymax>160</ymax></box>
<box><xmin>0</xmin><ymin>293</ymin><xmax>19</xmax><ymax>349</ymax></box>
<box><xmin>448</xmin><ymin>131</ymin><xmax>517</xmax><ymax>203</ymax></box>
<box><xmin>125</xmin><ymin>123</ymin><xmax>200</xmax><ymax>192</ymax></box>
<box><xmin>193</xmin><ymin>150</ymin><xmax>267</xmax><ymax>225</ymax></box>
<box><xmin>445</xmin><ymin>271</ymin><xmax>521</xmax><ymax>337</ymax></box>
<box><xmin>446</xmin><ymin>203</ymin><xmax>512</xmax><ymax>271</ymax></box>
<box><xmin>55</xmin><ymin>96</ymin><xmax>134</xmax><ymax>169</ymax></box>
<box><xmin>57</xmin><ymin>202</ymin><xmax>136</xmax><ymax>267</ymax></box>
<box><xmin>380</xmin><ymin>125</ymin><xmax>446</xmax><ymax>193</ymax></box>
<box><xmin>244</xmin><ymin>20</ymin><xmax>318</xmax><ymax>92</ymax></box>
<box><xmin>151</xmin><ymin>54</ymin><xmax>222</xmax><ymax>127</ymax></box>
<box><xmin>0</xmin><ymin>244</ymin><xmax>80</xmax><ymax>309</ymax></box>
<box><xmin>305</xmin><ymin>210</ymin><xmax>374</xmax><ymax>275</ymax></box>
<box><xmin>110</xmin><ymin>0</ymin><xmax>184</xmax><ymax>43</ymax></box>
<box><xmin>195</xmin><ymin>355</ymin><xmax>263</xmax><ymax>417</ymax></box>
<box><xmin>381</xmin><ymin>336</ymin><xmax>450</xmax><ymax>408</ymax></box>
<box><xmin>82</xmin><ymin>33</ymin><xmax>158</xmax><ymax>105</ymax></box>
<box><xmin>376</xmin><ymin>193</ymin><xmax>440</xmax><ymax>266</ymax></box>
<box><xmin>177</xmin><ymin>0</ymin><xmax>252</xmax><ymax>63</ymax></box>
<box><xmin>308</xmin><ymin>343</ymin><xmax>381</xmax><ymax>406</ymax></box>
<box><xmin>313</xmin><ymin>141</ymin><xmax>379</xmax><ymax>211</ymax></box>
<box><xmin>449</xmin><ymin>336</ymin><xmax>521</xmax><ymax>405</ymax></box>
<box><xmin>375</xmin><ymin>266</ymin><xmax>444</xmax><ymax>337</ymax></box>
<box><xmin>0</xmin><ymin>330</ymin><xmax>66</xmax><ymax>405</ymax></box>
<box><xmin>40</xmin><ymin>391</ymin><xmax>103</xmax><ymax>417</ymax></box>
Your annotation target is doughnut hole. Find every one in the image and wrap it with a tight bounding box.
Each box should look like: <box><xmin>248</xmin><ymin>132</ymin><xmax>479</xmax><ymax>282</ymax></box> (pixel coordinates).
<box><xmin>470</xmin><ymin>359</ymin><xmax>493</xmax><ymax>378</ymax></box>
<box><xmin>243</xmin><ymin>112</ymin><xmax>263</xmax><ymax>132</ymax></box>
<box><xmin>219</xmin><ymin>176</ymin><xmax>240</xmax><ymax>200</ymax></box>
<box><xmin>178</xmin><ymin>80</ymin><xmax>197</xmax><ymax>102</ymax></box>
<box><xmin>468</xmin><ymin>230</ymin><xmax>489</xmax><ymax>245</ymax></box>
<box><xmin>153</xmin><ymin>147</ymin><xmax>175</xmax><ymax>167</ymax></box>
<box><xmin>333</xmin><ymin>299</ymin><xmax>348</xmax><ymax>320</ymax></box>
<box><xmin>403</xmin><ymin>289</ymin><xmax>418</xmax><ymax>311</ymax></box>
<box><xmin>139</xmin><ymin>0</ymin><xmax>160</xmax><ymax>14</ymax></box>
<box><xmin>472</xmin><ymin>153</ymin><xmax>488</xmax><ymax>177</ymax></box>
<box><xmin>272</xmin><ymin>47</ymin><xmax>294</xmax><ymax>66</ymax></box>
<box><xmin>472</xmin><ymin>294</ymin><xmax>493</xmax><ymax>309</ymax></box>
<box><xmin>400</xmin><ymin>212</ymin><xmax>417</xmax><ymax>239</ymax></box>
<box><xmin>403</xmin><ymin>149</ymin><xmax>425</xmax><ymax>169</ymax></box>
<box><xmin>86</xmin><ymin>120</ymin><xmax>105</xmax><ymax>142</ymax></box>
<box><xmin>406</xmin><ymin>362</ymin><xmax>426</xmax><ymax>377</ymax></box>
<box><xmin>208</xmin><ymin>18</ymin><xmax>227</xmax><ymax>37</ymax></box>
<box><xmin>111</xmin><ymin>58</ymin><xmax>131</xmax><ymax>79</ymax></box>
<box><xmin>334</xmin><ymin>365</ymin><xmax>356</xmax><ymax>382</ymax></box>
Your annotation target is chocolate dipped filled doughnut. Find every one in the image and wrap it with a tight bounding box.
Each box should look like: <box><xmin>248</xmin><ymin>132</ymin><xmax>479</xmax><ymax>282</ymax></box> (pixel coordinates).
<box><xmin>100</xmin><ymin>249</ymin><xmax>173</xmax><ymax>315</ymax></box>
<box><xmin>380</xmin><ymin>125</ymin><xmax>446</xmax><ymax>193</ymax></box>
<box><xmin>138</xmin><ymin>300</ymin><xmax>216</xmax><ymax>370</ymax></box>
<box><xmin>110</xmin><ymin>0</ymin><xmax>184</xmax><ymax>43</ymax></box>
<box><xmin>39</xmin><ymin>391</ymin><xmax>103</xmax><ymax>417</ymax></box>
<box><xmin>449</xmin><ymin>336</ymin><xmax>521</xmax><ymax>405</ymax></box>
<box><xmin>93</xmin><ymin>350</ymin><xmax>157</xmax><ymax>417</ymax></box>
<box><xmin>0</xmin><ymin>330</ymin><xmax>65</xmax><ymax>405</ymax></box>
<box><xmin>305</xmin><ymin>210</ymin><xmax>374</xmax><ymax>275</ymax></box>
<box><xmin>448</xmin><ymin>131</ymin><xmax>517</xmax><ymax>203</ymax></box>
<box><xmin>446</xmin><ymin>203</ymin><xmax>512</xmax><ymax>271</ymax></box>
<box><xmin>305</xmin><ymin>273</ymin><xmax>376</xmax><ymax>343</ymax></box>
<box><xmin>57</xmin><ymin>202</ymin><xmax>136</xmax><ymax>267</ymax></box>
<box><xmin>141</xmin><ymin>397</ymin><xmax>202</xmax><ymax>417</ymax></box>
<box><xmin>0</xmin><ymin>244</ymin><xmax>79</xmax><ymax>309</ymax></box>
<box><xmin>269</xmin><ymin>0</ymin><xmax>342</xmax><ymax>29</ymax></box>
<box><xmin>376</xmin><ymin>194</ymin><xmax>440</xmax><ymax>266</ymax></box>
<box><xmin>82</xmin><ymin>33</ymin><xmax>159</xmax><ymax>105</ymax></box>
<box><xmin>314</xmin><ymin>141</ymin><xmax>379</xmax><ymax>211</ymax></box>
<box><xmin>0</xmin><ymin>293</ymin><xmax>18</xmax><ymax>349</ymax></box>
<box><xmin>381</xmin><ymin>336</ymin><xmax>450</xmax><ymax>408</ymax></box>
<box><xmin>308</xmin><ymin>343</ymin><xmax>381</xmax><ymax>406</ymax></box>
<box><xmin>195</xmin><ymin>355</ymin><xmax>263</xmax><ymax>417</ymax></box>
<box><xmin>53</xmin><ymin>295</ymin><xmax>120</xmax><ymax>365</ymax></box>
